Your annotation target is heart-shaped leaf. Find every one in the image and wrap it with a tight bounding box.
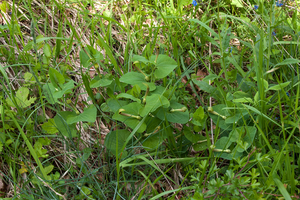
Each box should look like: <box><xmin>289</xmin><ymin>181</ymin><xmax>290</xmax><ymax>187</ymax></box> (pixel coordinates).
<box><xmin>156</xmin><ymin>101</ymin><xmax>189</xmax><ymax>124</ymax></box>
<box><xmin>54</xmin><ymin>112</ymin><xmax>77</xmax><ymax>138</ymax></box>
<box><xmin>149</xmin><ymin>55</ymin><xmax>177</xmax><ymax>79</ymax></box>
<box><xmin>105</xmin><ymin>129</ymin><xmax>131</xmax><ymax>158</ymax></box>
<box><xmin>6</xmin><ymin>87</ymin><xmax>36</xmax><ymax>108</ymax></box>
<box><xmin>140</xmin><ymin>94</ymin><xmax>170</xmax><ymax>117</ymax></box>
<box><xmin>120</xmin><ymin>72</ymin><xmax>156</xmax><ymax>91</ymax></box>
<box><xmin>67</xmin><ymin>104</ymin><xmax>97</xmax><ymax>124</ymax></box>
<box><xmin>113</xmin><ymin>102</ymin><xmax>146</xmax><ymax>133</ymax></box>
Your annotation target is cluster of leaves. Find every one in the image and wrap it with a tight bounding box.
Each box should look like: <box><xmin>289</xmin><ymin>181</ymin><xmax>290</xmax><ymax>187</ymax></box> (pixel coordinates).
<box><xmin>0</xmin><ymin>0</ymin><xmax>299</xmax><ymax>199</ymax></box>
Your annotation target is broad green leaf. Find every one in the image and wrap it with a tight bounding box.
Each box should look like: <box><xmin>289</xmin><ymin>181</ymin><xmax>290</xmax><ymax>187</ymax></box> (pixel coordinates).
<box><xmin>117</xmin><ymin>93</ymin><xmax>141</xmax><ymax>103</ymax></box>
<box><xmin>79</xmin><ymin>48</ymin><xmax>91</xmax><ymax>68</ymax></box>
<box><xmin>225</xmin><ymin>109</ymin><xmax>248</xmax><ymax>124</ymax></box>
<box><xmin>54</xmin><ymin>112</ymin><xmax>77</xmax><ymax>138</ymax></box>
<box><xmin>105</xmin><ymin>99</ymin><xmax>128</xmax><ymax>113</ymax></box>
<box><xmin>266</xmin><ymin>81</ymin><xmax>291</xmax><ymax>91</ymax></box>
<box><xmin>43</xmin><ymin>81</ymin><xmax>75</xmax><ymax>104</ymax></box>
<box><xmin>193</xmin><ymin>142</ymin><xmax>208</xmax><ymax>151</ymax></box>
<box><xmin>6</xmin><ymin>87</ymin><xmax>36</xmax><ymax>108</ymax></box>
<box><xmin>0</xmin><ymin>1</ymin><xmax>10</xmax><ymax>12</ymax></box>
<box><xmin>104</xmin><ymin>129</ymin><xmax>131</xmax><ymax>158</ymax></box>
<box><xmin>192</xmin><ymin>79</ymin><xmax>221</xmax><ymax>99</ymax></box>
<box><xmin>120</xmin><ymin>72</ymin><xmax>156</xmax><ymax>91</ymax></box>
<box><xmin>156</xmin><ymin>101</ymin><xmax>189</xmax><ymax>124</ymax></box>
<box><xmin>24</xmin><ymin>72</ymin><xmax>36</xmax><ymax>83</ymax></box>
<box><xmin>41</xmin><ymin>119</ymin><xmax>58</xmax><ymax>134</ymax></box>
<box><xmin>214</xmin><ymin>137</ymin><xmax>232</xmax><ymax>150</ymax></box>
<box><xmin>231</xmin><ymin>0</ymin><xmax>243</xmax><ymax>7</ymax></box>
<box><xmin>202</xmin><ymin>74</ymin><xmax>219</xmax><ymax>83</ymax></box>
<box><xmin>183</xmin><ymin>126</ymin><xmax>206</xmax><ymax>143</ymax></box>
<box><xmin>150</xmin><ymin>55</ymin><xmax>177</xmax><ymax>79</ymax></box>
<box><xmin>44</xmin><ymin>165</ymin><xmax>54</xmax><ymax>175</ymax></box>
<box><xmin>90</xmin><ymin>77</ymin><xmax>113</xmax><ymax>88</ymax></box>
<box><xmin>113</xmin><ymin>102</ymin><xmax>146</xmax><ymax>133</ymax></box>
<box><xmin>132</xmin><ymin>55</ymin><xmax>149</xmax><ymax>64</ymax></box>
<box><xmin>192</xmin><ymin>106</ymin><xmax>207</xmax><ymax>128</ymax></box>
<box><xmin>142</xmin><ymin>133</ymin><xmax>165</xmax><ymax>150</ymax></box>
<box><xmin>86</xmin><ymin>45</ymin><xmax>103</xmax><ymax>62</ymax></box>
<box><xmin>67</xmin><ymin>104</ymin><xmax>97</xmax><ymax>124</ymax></box>
<box><xmin>128</xmin><ymin>84</ymin><xmax>141</xmax><ymax>98</ymax></box>
<box><xmin>140</xmin><ymin>94</ymin><xmax>170</xmax><ymax>117</ymax></box>
<box><xmin>43</xmin><ymin>43</ymin><xmax>52</xmax><ymax>58</ymax></box>
<box><xmin>233</xmin><ymin>91</ymin><xmax>251</xmax><ymax>99</ymax></box>
<box><xmin>233</xmin><ymin>98</ymin><xmax>253</xmax><ymax>104</ymax></box>
<box><xmin>49</xmin><ymin>68</ymin><xmax>65</xmax><ymax>88</ymax></box>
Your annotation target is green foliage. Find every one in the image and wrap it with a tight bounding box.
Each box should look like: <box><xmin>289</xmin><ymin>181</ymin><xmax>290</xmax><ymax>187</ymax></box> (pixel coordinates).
<box><xmin>0</xmin><ymin>0</ymin><xmax>299</xmax><ymax>199</ymax></box>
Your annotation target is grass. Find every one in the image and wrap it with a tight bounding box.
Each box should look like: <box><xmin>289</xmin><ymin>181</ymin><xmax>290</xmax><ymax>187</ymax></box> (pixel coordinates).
<box><xmin>0</xmin><ymin>0</ymin><xmax>300</xmax><ymax>199</ymax></box>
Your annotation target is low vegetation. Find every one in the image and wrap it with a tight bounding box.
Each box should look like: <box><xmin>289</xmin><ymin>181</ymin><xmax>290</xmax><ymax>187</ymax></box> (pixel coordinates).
<box><xmin>0</xmin><ymin>0</ymin><xmax>299</xmax><ymax>199</ymax></box>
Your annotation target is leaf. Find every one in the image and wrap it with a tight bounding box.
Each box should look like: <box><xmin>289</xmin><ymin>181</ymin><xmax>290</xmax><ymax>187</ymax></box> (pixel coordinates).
<box><xmin>192</xmin><ymin>106</ymin><xmax>207</xmax><ymax>128</ymax></box>
<box><xmin>79</xmin><ymin>48</ymin><xmax>91</xmax><ymax>68</ymax></box>
<box><xmin>24</xmin><ymin>72</ymin><xmax>36</xmax><ymax>83</ymax></box>
<box><xmin>225</xmin><ymin>109</ymin><xmax>248</xmax><ymax>124</ymax></box>
<box><xmin>43</xmin><ymin>43</ymin><xmax>52</xmax><ymax>58</ymax></box>
<box><xmin>156</xmin><ymin>101</ymin><xmax>189</xmax><ymax>124</ymax></box>
<box><xmin>140</xmin><ymin>94</ymin><xmax>170</xmax><ymax>117</ymax></box>
<box><xmin>120</xmin><ymin>72</ymin><xmax>156</xmax><ymax>91</ymax></box>
<box><xmin>67</xmin><ymin>104</ymin><xmax>97</xmax><ymax>124</ymax></box>
<box><xmin>104</xmin><ymin>129</ymin><xmax>131</xmax><ymax>158</ymax></box>
<box><xmin>117</xmin><ymin>93</ymin><xmax>141</xmax><ymax>103</ymax></box>
<box><xmin>274</xmin><ymin>58</ymin><xmax>300</xmax><ymax>67</ymax></box>
<box><xmin>192</xmin><ymin>79</ymin><xmax>221</xmax><ymax>99</ymax></box>
<box><xmin>273</xmin><ymin>176</ymin><xmax>292</xmax><ymax>200</ymax></box>
<box><xmin>214</xmin><ymin>137</ymin><xmax>232</xmax><ymax>150</ymax></box>
<box><xmin>54</xmin><ymin>112</ymin><xmax>77</xmax><ymax>138</ymax></box>
<box><xmin>142</xmin><ymin>133</ymin><xmax>165</xmax><ymax>150</ymax></box>
<box><xmin>150</xmin><ymin>55</ymin><xmax>177</xmax><ymax>79</ymax></box>
<box><xmin>193</xmin><ymin>142</ymin><xmax>208</xmax><ymax>151</ymax></box>
<box><xmin>41</xmin><ymin>119</ymin><xmax>58</xmax><ymax>134</ymax></box>
<box><xmin>266</xmin><ymin>81</ymin><xmax>291</xmax><ymax>91</ymax></box>
<box><xmin>112</xmin><ymin>102</ymin><xmax>146</xmax><ymax>133</ymax></box>
<box><xmin>233</xmin><ymin>91</ymin><xmax>251</xmax><ymax>99</ymax></box>
<box><xmin>49</xmin><ymin>68</ymin><xmax>65</xmax><ymax>88</ymax></box>
<box><xmin>44</xmin><ymin>165</ymin><xmax>54</xmax><ymax>175</ymax></box>
<box><xmin>90</xmin><ymin>77</ymin><xmax>113</xmax><ymax>88</ymax></box>
<box><xmin>43</xmin><ymin>80</ymin><xmax>75</xmax><ymax>104</ymax></box>
<box><xmin>183</xmin><ymin>126</ymin><xmax>206</xmax><ymax>143</ymax></box>
<box><xmin>231</xmin><ymin>0</ymin><xmax>243</xmax><ymax>7</ymax></box>
<box><xmin>202</xmin><ymin>74</ymin><xmax>219</xmax><ymax>83</ymax></box>
<box><xmin>132</xmin><ymin>55</ymin><xmax>150</xmax><ymax>64</ymax></box>
<box><xmin>6</xmin><ymin>87</ymin><xmax>36</xmax><ymax>108</ymax></box>
<box><xmin>233</xmin><ymin>98</ymin><xmax>253</xmax><ymax>104</ymax></box>
<box><xmin>76</xmin><ymin>148</ymin><xmax>92</xmax><ymax>164</ymax></box>
<box><xmin>105</xmin><ymin>98</ymin><xmax>128</xmax><ymax>113</ymax></box>
<box><xmin>0</xmin><ymin>1</ymin><xmax>9</xmax><ymax>12</ymax></box>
